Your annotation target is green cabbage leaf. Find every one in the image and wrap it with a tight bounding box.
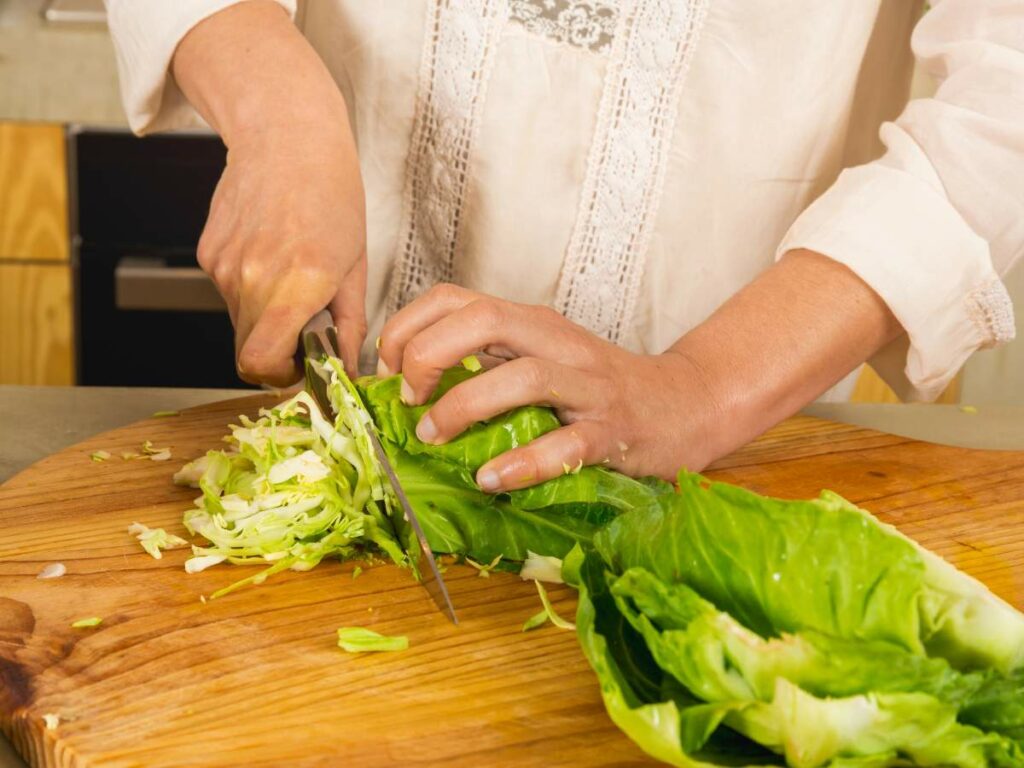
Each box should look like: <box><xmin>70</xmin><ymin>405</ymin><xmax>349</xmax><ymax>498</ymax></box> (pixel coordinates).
<box><xmin>567</xmin><ymin>473</ymin><xmax>1024</xmax><ymax>767</ymax></box>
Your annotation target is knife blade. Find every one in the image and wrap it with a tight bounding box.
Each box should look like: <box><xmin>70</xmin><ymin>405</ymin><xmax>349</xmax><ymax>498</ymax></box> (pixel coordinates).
<box><xmin>300</xmin><ymin>311</ymin><xmax>458</xmax><ymax>624</ymax></box>
<box><xmin>366</xmin><ymin>429</ymin><xmax>458</xmax><ymax>624</ymax></box>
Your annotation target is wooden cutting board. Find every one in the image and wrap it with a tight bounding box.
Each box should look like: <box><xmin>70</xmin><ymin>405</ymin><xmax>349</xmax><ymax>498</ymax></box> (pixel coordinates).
<box><xmin>0</xmin><ymin>396</ymin><xmax>1022</xmax><ymax>768</ymax></box>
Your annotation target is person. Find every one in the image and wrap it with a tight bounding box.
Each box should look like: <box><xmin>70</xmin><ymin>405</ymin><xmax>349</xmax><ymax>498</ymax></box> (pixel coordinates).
<box><xmin>106</xmin><ymin>0</ymin><xmax>1022</xmax><ymax>492</ymax></box>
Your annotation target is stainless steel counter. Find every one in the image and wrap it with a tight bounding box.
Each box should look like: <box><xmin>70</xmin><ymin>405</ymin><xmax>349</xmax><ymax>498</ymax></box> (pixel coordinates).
<box><xmin>0</xmin><ymin>385</ymin><xmax>1022</xmax><ymax>767</ymax></box>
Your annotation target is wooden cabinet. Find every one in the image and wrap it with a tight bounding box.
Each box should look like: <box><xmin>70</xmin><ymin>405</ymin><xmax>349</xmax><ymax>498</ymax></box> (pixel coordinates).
<box><xmin>0</xmin><ymin>122</ymin><xmax>74</xmax><ymax>385</ymax></box>
<box><xmin>0</xmin><ymin>262</ymin><xmax>73</xmax><ymax>385</ymax></box>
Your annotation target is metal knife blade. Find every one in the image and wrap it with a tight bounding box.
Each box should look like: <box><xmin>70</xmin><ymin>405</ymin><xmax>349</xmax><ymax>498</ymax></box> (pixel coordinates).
<box><xmin>301</xmin><ymin>311</ymin><xmax>335</xmax><ymax>417</ymax></box>
<box><xmin>367</xmin><ymin>429</ymin><xmax>458</xmax><ymax>624</ymax></box>
<box><xmin>300</xmin><ymin>310</ymin><xmax>458</xmax><ymax>624</ymax></box>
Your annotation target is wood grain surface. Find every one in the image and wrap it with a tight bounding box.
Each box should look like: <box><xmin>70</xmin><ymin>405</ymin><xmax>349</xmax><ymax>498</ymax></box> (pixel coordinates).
<box><xmin>0</xmin><ymin>263</ymin><xmax>74</xmax><ymax>386</ymax></box>
<box><xmin>0</xmin><ymin>122</ymin><xmax>74</xmax><ymax>387</ymax></box>
<box><xmin>0</xmin><ymin>123</ymin><xmax>68</xmax><ymax>263</ymax></box>
<box><xmin>0</xmin><ymin>395</ymin><xmax>1021</xmax><ymax>768</ymax></box>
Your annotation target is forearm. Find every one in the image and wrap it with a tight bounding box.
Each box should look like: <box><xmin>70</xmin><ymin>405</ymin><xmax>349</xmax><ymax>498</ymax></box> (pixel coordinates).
<box><xmin>667</xmin><ymin>249</ymin><xmax>902</xmax><ymax>461</ymax></box>
<box><xmin>171</xmin><ymin>1</ymin><xmax>349</xmax><ymax>147</ymax></box>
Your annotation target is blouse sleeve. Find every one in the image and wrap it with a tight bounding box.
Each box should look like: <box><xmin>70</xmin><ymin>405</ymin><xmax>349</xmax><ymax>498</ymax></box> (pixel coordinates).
<box><xmin>105</xmin><ymin>0</ymin><xmax>298</xmax><ymax>134</ymax></box>
<box><xmin>775</xmin><ymin>0</ymin><xmax>1023</xmax><ymax>401</ymax></box>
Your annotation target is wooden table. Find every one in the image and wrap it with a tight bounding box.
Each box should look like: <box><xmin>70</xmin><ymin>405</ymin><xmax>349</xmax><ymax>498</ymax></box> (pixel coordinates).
<box><xmin>1</xmin><ymin>394</ymin><xmax>1021</xmax><ymax>767</ymax></box>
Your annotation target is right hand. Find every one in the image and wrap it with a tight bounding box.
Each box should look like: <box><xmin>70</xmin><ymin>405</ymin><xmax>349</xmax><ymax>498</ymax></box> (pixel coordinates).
<box><xmin>172</xmin><ymin>1</ymin><xmax>368</xmax><ymax>387</ymax></box>
<box><xmin>198</xmin><ymin>120</ymin><xmax>367</xmax><ymax>386</ymax></box>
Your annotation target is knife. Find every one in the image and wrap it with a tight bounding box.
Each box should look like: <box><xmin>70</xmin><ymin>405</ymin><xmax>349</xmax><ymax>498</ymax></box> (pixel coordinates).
<box><xmin>301</xmin><ymin>310</ymin><xmax>458</xmax><ymax>624</ymax></box>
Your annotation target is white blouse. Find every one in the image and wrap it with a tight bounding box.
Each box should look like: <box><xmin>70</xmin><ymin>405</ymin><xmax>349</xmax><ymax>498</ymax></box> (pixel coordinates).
<box><xmin>105</xmin><ymin>0</ymin><xmax>1023</xmax><ymax>401</ymax></box>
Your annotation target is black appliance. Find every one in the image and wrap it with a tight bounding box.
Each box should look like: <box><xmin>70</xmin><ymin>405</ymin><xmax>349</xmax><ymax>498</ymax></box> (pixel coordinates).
<box><xmin>72</xmin><ymin>127</ymin><xmax>249</xmax><ymax>388</ymax></box>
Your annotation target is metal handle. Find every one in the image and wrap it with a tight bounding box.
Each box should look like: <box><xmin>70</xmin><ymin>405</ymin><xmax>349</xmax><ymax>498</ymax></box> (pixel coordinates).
<box><xmin>114</xmin><ymin>256</ymin><xmax>226</xmax><ymax>312</ymax></box>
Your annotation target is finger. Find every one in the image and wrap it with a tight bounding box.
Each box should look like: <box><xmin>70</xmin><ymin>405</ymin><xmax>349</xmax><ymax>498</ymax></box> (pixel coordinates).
<box><xmin>195</xmin><ymin>178</ymin><xmax>232</xmax><ymax>274</ymax></box>
<box><xmin>377</xmin><ymin>283</ymin><xmax>480</xmax><ymax>376</ymax></box>
<box><xmin>206</xmin><ymin>258</ymin><xmax>240</xmax><ymax>327</ymax></box>
<box><xmin>330</xmin><ymin>253</ymin><xmax>368</xmax><ymax>377</ymax></box>
<box><xmin>400</xmin><ymin>300</ymin><xmax>589</xmax><ymax>406</ymax></box>
<box><xmin>415</xmin><ymin>357</ymin><xmax>603</xmax><ymax>444</ymax></box>
<box><xmin>475</xmin><ymin>421</ymin><xmax>608</xmax><ymax>493</ymax></box>
<box><xmin>237</xmin><ymin>278</ymin><xmax>332</xmax><ymax>387</ymax></box>
<box><xmin>197</xmin><ymin>216</ymin><xmax>240</xmax><ymax>326</ymax></box>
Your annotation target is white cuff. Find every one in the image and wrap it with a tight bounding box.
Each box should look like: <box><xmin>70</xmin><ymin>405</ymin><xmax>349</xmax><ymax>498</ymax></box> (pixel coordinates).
<box><xmin>777</xmin><ymin>128</ymin><xmax>1015</xmax><ymax>402</ymax></box>
<box><xmin>106</xmin><ymin>0</ymin><xmax>298</xmax><ymax>135</ymax></box>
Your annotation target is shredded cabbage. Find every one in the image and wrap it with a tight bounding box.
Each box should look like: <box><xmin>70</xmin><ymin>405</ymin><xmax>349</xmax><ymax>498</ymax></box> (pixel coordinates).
<box><xmin>128</xmin><ymin>522</ymin><xmax>189</xmax><ymax>559</ymax></box>
<box><xmin>336</xmin><ymin>627</ymin><xmax>408</xmax><ymax>653</ymax></box>
<box><xmin>521</xmin><ymin>579</ymin><xmax>575</xmax><ymax>632</ymax></box>
<box><xmin>37</xmin><ymin>562</ymin><xmax>66</xmax><ymax>580</ymax></box>
<box><xmin>520</xmin><ymin>551</ymin><xmax>563</xmax><ymax>584</ymax></box>
<box><xmin>174</xmin><ymin>358</ymin><xmax>407</xmax><ymax>598</ymax></box>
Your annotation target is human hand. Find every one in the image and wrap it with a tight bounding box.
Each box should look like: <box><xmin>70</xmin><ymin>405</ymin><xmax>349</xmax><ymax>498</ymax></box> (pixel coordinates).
<box><xmin>173</xmin><ymin>0</ymin><xmax>367</xmax><ymax>386</ymax></box>
<box><xmin>197</xmin><ymin>121</ymin><xmax>367</xmax><ymax>385</ymax></box>
<box><xmin>376</xmin><ymin>284</ymin><xmax>724</xmax><ymax>492</ymax></box>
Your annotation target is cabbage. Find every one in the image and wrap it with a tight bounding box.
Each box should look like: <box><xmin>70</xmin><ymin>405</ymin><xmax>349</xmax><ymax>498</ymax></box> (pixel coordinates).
<box><xmin>336</xmin><ymin>627</ymin><xmax>408</xmax><ymax>653</ymax></box>
<box><xmin>174</xmin><ymin>358</ymin><xmax>408</xmax><ymax>598</ymax></box>
<box><xmin>175</xmin><ymin>361</ymin><xmax>669</xmax><ymax>597</ymax></box>
<box><xmin>566</xmin><ymin>473</ymin><xmax>1024</xmax><ymax>767</ymax></box>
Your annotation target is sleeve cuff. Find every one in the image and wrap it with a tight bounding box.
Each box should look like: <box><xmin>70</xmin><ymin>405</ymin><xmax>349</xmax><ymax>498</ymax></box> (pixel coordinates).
<box><xmin>107</xmin><ymin>0</ymin><xmax>298</xmax><ymax>135</ymax></box>
<box><xmin>776</xmin><ymin>128</ymin><xmax>1016</xmax><ymax>402</ymax></box>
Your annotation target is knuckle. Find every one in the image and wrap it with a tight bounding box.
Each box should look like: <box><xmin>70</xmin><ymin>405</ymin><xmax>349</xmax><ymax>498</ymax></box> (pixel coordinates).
<box><xmin>403</xmin><ymin>338</ymin><xmax>432</xmax><ymax>371</ymax></box>
<box><xmin>196</xmin><ymin>233</ymin><xmax>219</xmax><ymax>272</ymax></box>
<box><xmin>516</xmin><ymin>357</ymin><xmax>549</xmax><ymax>393</ymax></box>
<box><xmin>196</xmin><ymin>242</ymin><xmax>212</xmax><ymax>271</ymax></box>
<box><xmin>440</xmin><ymin>385</ymin><xmax>473</xmax><ymax>423</ymax></box>
<box><xmin>515</xmin><ymin>450</ymin><xmax>543</xmax><ymax>485</ymax></box>
<box><xmin>348</xmin><ymin>317</ymin><xmax>369</xmax><ymax>338</ymax></box>
<box><xmin>534</xmin><ymin>304</ymin><xmax>564</xmax><ymax>324</ymax></box>
<box><xmin>428</xmin><ymin>282</ymin><xmax>462</xmax><ymax>305</ymax></box>
<box><xmin>212</xmin><ymin>262</ymin><xmax>234</xmax><ymax>290</ymax></box>
<box><xmin>292</xmin><ymin>248</ymin><xmax>334</xmax><ymax>278</ymax></box>
<box><xmin>565</xmin><ymin>425</ymin><xmax>591</xmax><ymax>460</ymax></box>
<box><xmin>237</xmin><ymin>347</ymin><xmax>267</xmax><ymax>377</ymax></box>
<box><xmin>239</xmin><ymin>349</ymin><xmax>290</xmax><ymax>385</ymax></box>
<box><xmin>568</xmin><ymin>330</ymin><xmax>601</xmax><ymax>369</ymax></box>
<box><xmin>238</xmin><ymin>257</ymin><xmax>264</xmax><ymax>288</ymax></box>
<box><xmin>467</xmin><ymin>298</ymin><xmax>503</xmax><ymax>330</ymax></box>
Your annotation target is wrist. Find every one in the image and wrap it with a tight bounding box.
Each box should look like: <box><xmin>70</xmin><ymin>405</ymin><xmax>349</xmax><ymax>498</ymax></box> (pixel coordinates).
<box><xmin>654</xmin><ymin>347</ymin><xmax>729</xmax><ymax>470</ymax></box>
<box><xmin>173</xmin><ymin>1</ymin><xmax>350</xmax><ymax>149</ymax></box>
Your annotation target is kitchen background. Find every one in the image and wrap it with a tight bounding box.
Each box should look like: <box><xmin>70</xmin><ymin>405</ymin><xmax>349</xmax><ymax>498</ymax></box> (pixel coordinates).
<box><xmin>1</xmin><ymin>0</ymin><xmax>1021</xmax><ymax>402</ymax></box>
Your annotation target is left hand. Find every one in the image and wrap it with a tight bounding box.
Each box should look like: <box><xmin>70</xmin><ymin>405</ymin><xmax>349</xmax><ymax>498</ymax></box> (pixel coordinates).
<box><xmin>376</xmin><ymin>284</ymin><xmax>724</xmax><ymax>492</ymax></box>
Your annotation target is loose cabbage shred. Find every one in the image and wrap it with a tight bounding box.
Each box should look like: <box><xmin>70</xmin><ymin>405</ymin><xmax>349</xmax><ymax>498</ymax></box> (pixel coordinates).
<box><xmin>337</xmin><ymin>627</ymin><xmax>408</xmax><ymax>653</ymax></box>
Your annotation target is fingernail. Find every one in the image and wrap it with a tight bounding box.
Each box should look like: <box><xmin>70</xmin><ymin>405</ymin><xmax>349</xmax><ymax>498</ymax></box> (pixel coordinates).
<box><xmin>477</xmin><ymin>468</ymin><xmax>501</xmax><ymax>492</ymax></box>
<box><xmin>400</xmin><ymin>378</ymin><xmax>415</xmax><ymax>405</ymax></box>
<box><xmin>416</xmin><ymin>413</ymin><xmax>438</xmax><ymax>444</ymax></box>
<box><xmin>376</xmin><ymin>358</ymin><xmax>391</xmax><ymax>378</ymax></box>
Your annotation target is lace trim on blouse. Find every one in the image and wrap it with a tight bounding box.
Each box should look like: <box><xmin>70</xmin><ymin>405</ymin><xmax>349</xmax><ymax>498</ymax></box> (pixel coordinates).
<box><xmin>386</xmin><ymin>0</ymin><xmax>509</xmax><ymax>315</ymax></box>
<box><xmin>554</xmin><ymin>0</ymin><xmax>710</xmax><ymax>343</ymax></box>
<box><xmin>390</xmin><ymin>0</ymin><xmax>710</xmax><ymax>348</ymax></box>
<box><xmin>509</xmin><ymin>0</ymin><xmax>618</xmax><ymax>54</ymax></box>
<box><xmin>966</xmin><ymin>279</ymin><xmax>1017</xmax><ymax>347</ymax></box>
